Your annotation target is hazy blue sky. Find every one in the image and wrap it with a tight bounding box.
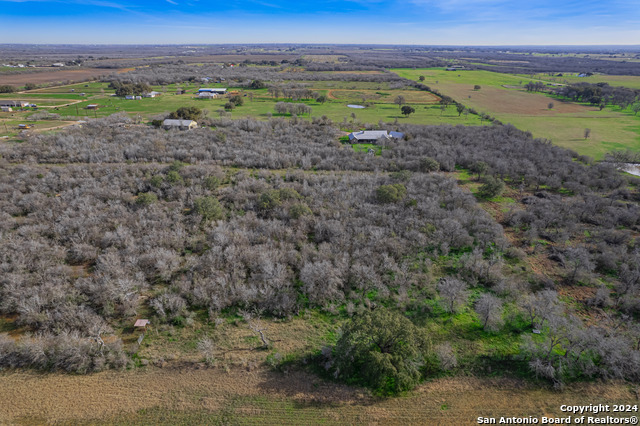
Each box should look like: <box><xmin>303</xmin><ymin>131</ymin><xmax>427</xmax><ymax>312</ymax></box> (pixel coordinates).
<box><xmin>0</xmin><ymin>0</ymin><xmax>639</xmax><ymax>45</ymax></box>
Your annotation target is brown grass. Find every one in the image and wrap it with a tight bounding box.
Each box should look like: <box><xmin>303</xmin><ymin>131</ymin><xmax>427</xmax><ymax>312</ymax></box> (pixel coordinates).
<box><xmin>0</xmin><ymin>367</ymin><xmax>635</xmax><ymax>425</ymax></box>
<box><xmin>439</xmin><ymin>84</ymin><xmax>593</xmax><ymax>116</ymax></box>
<box><xmin>0</xmin><ymin>68</ymin><xmax>128</xmax><ymax>86</ymax></box>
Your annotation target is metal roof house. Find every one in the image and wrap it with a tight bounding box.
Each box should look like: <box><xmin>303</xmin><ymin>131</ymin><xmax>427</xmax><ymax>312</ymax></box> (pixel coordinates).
<box><xmin>143</xmin><ymin>91</ymin><xmax>162</xmax><ymax>98</ymax></box>
<box><xmin>198</xmin><ymin>88</ymin><xmax>227</xmax><ymax>94</ymax></box>
<box><xmin>198</xmin><ymin>92</ymin><xmax>218</xmax><ymax>99</ymax></box>
<box><xmin>162</xmin><ymin>119</ymin><xmax>198</xmax><ymax>130</ymax></box>
<box><xmin>0</xmin><ymin>100</ymin><xmax>29</xmax><ymax>107</ymax></box>
<box><xmin>348</xmin><ymin>130</ymin><xmax>404</xmax><ymax>143</ymax></box>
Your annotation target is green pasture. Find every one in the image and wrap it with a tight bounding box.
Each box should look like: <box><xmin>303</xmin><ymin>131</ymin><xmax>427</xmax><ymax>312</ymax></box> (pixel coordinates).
<box><xmin>28</xmin><ymin>81</ymin><xmax>113</xmax><ymax>94</ymax></box>
<box><xmin>513</xmin><ymin>72</ymin><xmax>640</xmax><ymax>89</ymax></box>
<box><xmin>392</xmin><ymin>68</ymin><xmax>544</xmax><ymax>89</ymax></box>
<box><xmin>46</xmin><ymin>87</ymin><xmax>488</xmax><ymax>128</ymax></box>
<box><xmin>394</xmin><ymin>67</ymin><xmax>640</xmax><ymax>159</ymax></box>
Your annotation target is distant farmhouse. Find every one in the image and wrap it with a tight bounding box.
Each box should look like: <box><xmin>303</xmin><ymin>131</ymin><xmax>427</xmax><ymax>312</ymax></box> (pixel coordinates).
<box><xmin>0</xmin><ymin>106</ymin><xmax>12</xmax><ymax>112</ymax></box>
<box><xmin>143</xmin><ymin>91</ymin><xmax>162</xmax><ymax>98</ymax></box>
<box><xmin>446</xmin><ymin>65</ymin><xmax>465</xmax><ymax>71</ymax></box>
<box><xmin>125</xmin><ymin>95</ymin><xmax>142</xmax><ymax>100</ymax></box>
<box><xmin>163</xmin><ymin>119</ymin><xmax>197</xmax><ymax>130</ymax></box>
<box><xmin>348</xmin><ymin>130</ymin><xmax>404</xmax><ymax>143</ymax></box>
<box><xmin>86</xmin><ymin>104</ymin><xmax>99</xmax><ymax>110</ymax></box>
<box><xmin>0</xmin><ymin>100</ymin><xmax>29</xmax><ymax>108</ymax></box>
<box><xmin>198</xmin><ymin>92</ymin><xmax>218</xmax><ymax>99</ymax></box>
<box><xmin>198</xmin><ymin>88</ymin><xmax>227</xmax><ymax>95</ymax></box>
<box><xmin>51</xmin><ymin>63</ymin><xmax>65</xmax><ymax>67</ymax></box>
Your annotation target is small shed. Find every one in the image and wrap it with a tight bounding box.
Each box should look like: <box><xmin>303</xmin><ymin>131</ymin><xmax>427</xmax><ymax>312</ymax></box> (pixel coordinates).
<box><xmin>86</xmin><ymin>104</ymin><xmax>99</xmax><ymax>109</ymax></box>
<box><xmin>134</xmin><ymin>319</ymin><xmax>150</xmax><ymax>329</ymax></box>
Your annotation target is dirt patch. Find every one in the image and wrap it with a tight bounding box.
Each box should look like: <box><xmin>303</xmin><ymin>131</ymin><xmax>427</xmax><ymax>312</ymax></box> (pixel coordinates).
<box><xmin>0</xmin><ymin>68</ymin><xmax>127</xmax><ymax>86</ymax></box>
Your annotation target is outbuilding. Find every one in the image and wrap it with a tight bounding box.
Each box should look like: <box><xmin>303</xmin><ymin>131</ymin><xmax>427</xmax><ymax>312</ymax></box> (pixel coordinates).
<box><xmin>162</xmin><ymin>119</ymin><xmax>198</xmax><ymax>130</ymax></box>
<box><xmin>348</xmin><ymin>130</ymin><xmax>404</xmax><ymax>143</ymax></box>
<box><xmin>198</xmin><ymin>88</ymin><xmax>227</xmax><ymax>95</ymax></box>
<box><xmin>0</xmin><ymin>100</ymin><xmax>29</xmax><ymax>108</ymax></box>
<box><xmin>198</xmin><ymin>92</ymin><xmax>218</xmax><ymax>99</ymax></box>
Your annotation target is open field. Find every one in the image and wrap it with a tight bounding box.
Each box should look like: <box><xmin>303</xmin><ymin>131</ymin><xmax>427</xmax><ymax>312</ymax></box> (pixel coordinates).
<box><xmin>514</xmin><ymin>73</ymin><xmax>640</xmax><ymax>89</ymax></box>
<box><xmin>0</xmin><ymin>68</ymin><xmax>125</xmax><ymax>87</ymax></box>
<box><xmin>393</xmin><ymin>68</ymin><xmax>640</xmax><ymax>159</ymax></box>
<box><xmin>0</xmin><ymin>368</ymin><xmax>635</xmax><ymax>425</ymax></box>
<box><xmin>0</xmin><ymin>80</ymin><xmax>485</xmax><ymax>131</ymax></box>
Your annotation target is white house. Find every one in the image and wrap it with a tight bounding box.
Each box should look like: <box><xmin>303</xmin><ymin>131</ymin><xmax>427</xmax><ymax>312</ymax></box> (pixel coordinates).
<box><xmin>198</xmin><ymin>92</ymin><xmax>218</xmax><ymax>99</ymax></box>
<box><xmin>348</xmin><ymin>130</ymin><xmax>404</xmax><ymax>143</ymax></box>
<box><xmin>162</xmin><ymin>119</ymin><xmax>197</xmax><ymax>130</ymax></box>
<box><xmin>198</xmin><ymin>88</ymin><xmax>227</xmax><ymax>95</ymax></box>
<box><xmin>52</xmin><ymin>63</ymin><xmax>65</xmax><ymax>67</ymax></box>
<box><xmin>0</xmin><ymin>100</ymin><xmax>29</xmax><ymax>108</ymax></box>
<box><xmin>143</xmin><ymin>91</ymin><xmax>161</xmax><ymax>98</ymax></box>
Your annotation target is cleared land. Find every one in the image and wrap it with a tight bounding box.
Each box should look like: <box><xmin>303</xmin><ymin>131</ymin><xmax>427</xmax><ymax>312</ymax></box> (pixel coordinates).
<box><xmin>0</xmin><ymin>368</ymin><xmax>635</xmax><ymax>424</ymax></box>
<box><xmin>393</xmin><ymin>68</ymin><xmax>640</xmax><ymax>159</ymax></box>
<box><xmin>0</xmin><ymin>68</ymin><xmax>126</xmax><ymax>86</ymax></box>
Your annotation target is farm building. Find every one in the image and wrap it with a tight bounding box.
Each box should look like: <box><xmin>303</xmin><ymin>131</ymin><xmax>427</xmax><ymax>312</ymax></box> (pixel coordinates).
<box><xmin>348</xmin><ymin>130</ymin><xmax>404</xmax><ymax>143</ymax></box>
<box><xmin>163</xmin><ymin>119</ymin><xmax>197</xmax><ymax>130</ymax></box>
<box><xmin>0</xmin><ymin>100</ymin><xmax>29</xmax><ymax>108</ymax></box>
<box><xmin>198</xmin><ymin>88</ymin><xmax>227</xmax><ymax>95</ymax></box>
<box><xmin>86</xmin><ymin>104</ymin><xmax>99</xmax><ymax>109</ymax></box>
<box><xmin>0</xmin><ymin>106</ymin><xmax>12</xmax><ymax>112</ymax></box>
<box><xmin>143</xmin><ymin>91</ymin><xmax>162</xmax><ymax>98</ymax></box>
<box><xmin>125</xmin><ymin>95</ymin><xmax>136</xmax><ymax>100</ymax></box>
<box><xmin>51</xmin><ymin>63</ymin><xmax>65</xmax><ymax>67</ymax></box>
<box><xmin>198</xmin><ymin>92</ymin><xmax>218</xmax><ymax>99</ymax></box>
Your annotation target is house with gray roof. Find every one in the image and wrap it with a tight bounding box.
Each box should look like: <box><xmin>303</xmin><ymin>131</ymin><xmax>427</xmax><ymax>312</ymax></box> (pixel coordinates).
<box><xmin>162</xmin><ymin>119</ymin><xmax>197</xmax><ymax>130</ymax></box>
<box><xmin>348</xmin><ymin>130</ymin><xmax>404</xmax><ymax>143</ymax></box>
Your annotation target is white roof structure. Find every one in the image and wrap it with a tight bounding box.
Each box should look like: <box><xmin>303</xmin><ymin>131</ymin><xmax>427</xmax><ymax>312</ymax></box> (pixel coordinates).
<box><xmin>163</xmin><ymin>119</ymin><xmax>197</xmax><ymax>128</ymax></box>
<box><xmin>134</xmin><ymin>319</ymin><xmax>150</xmax><ymax>327</ymax></box>
<box><xmin>348</xmin><ymin>130</ymin><xmax>404</xmax><ymax>142</ymax></box>
<box><xmin>198</xmin><ymin>88</ymin><xmax>227</xmax><ymax>93</ymax></box>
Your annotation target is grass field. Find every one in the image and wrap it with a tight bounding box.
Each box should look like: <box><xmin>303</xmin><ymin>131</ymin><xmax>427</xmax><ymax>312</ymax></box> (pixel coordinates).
<box><xmin>1</xmin><ymin>367</ymin><xmax>635</xmax><ymax>424</ymax></box>
<box><xmin>13</xmin><ymin>82</ymin><xmax>486</xmax><ymax>129</ymax></box>
<box><xmin>513</xmin><ymin>73</ymin><xmax>640</xmax><ymax>89</ymax></box>
<box><xmin>393</xmin><ymin>68</ymin><xmax>640</xmax><ymax>159</ymax></box>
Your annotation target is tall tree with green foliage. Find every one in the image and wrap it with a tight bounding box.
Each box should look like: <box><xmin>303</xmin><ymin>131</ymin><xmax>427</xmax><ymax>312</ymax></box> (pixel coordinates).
<box><xmin>331</xmin><ymin>308</ymin><xmax>430</xmax><ymax>395</ymax></box>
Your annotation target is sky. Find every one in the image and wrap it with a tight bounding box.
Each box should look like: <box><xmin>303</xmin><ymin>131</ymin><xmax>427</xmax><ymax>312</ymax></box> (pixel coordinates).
<box><xmin>0</xmin><ymin>0</ymin><xmax>639</xmax><ymax>45</ymax></box>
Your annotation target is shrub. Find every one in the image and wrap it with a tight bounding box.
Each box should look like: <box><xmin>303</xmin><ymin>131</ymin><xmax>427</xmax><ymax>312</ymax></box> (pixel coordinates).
<box><xmin>166</xmin><ymin>170</ymin><xmax>183</xmax><ymax>184</ymax></box>
<box><xmin>289</xmin><ymin>203</ymin><xmax>312</xmax><ymax>219</ymax></box>
<box><xmin>136</xmin><ymin>192</ymin><xmax>157</xmax><ymax>206</ymax></box>
<box><xmin>331</xmin><ymin>308</ymin><xmax>429</xmax><ymax>395</ymax></box>
<box><xmin>193</xmin><ymin>196</ymin><xmax>224</xmax><ymax>221</ymax></box>
<box><xmin>419</xmin><ymin>157</ymin><xmax>440</xmax><ymax>172</ymax></box>
<box><xmin>376</xmin><ymin>184</ymin><xmax>407</xmax><ymax>204</ymax></box>
<box><xmin>478</xmin><ymin>176</ymin><xmax>505</xmax><ymax>199</ymax></box>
